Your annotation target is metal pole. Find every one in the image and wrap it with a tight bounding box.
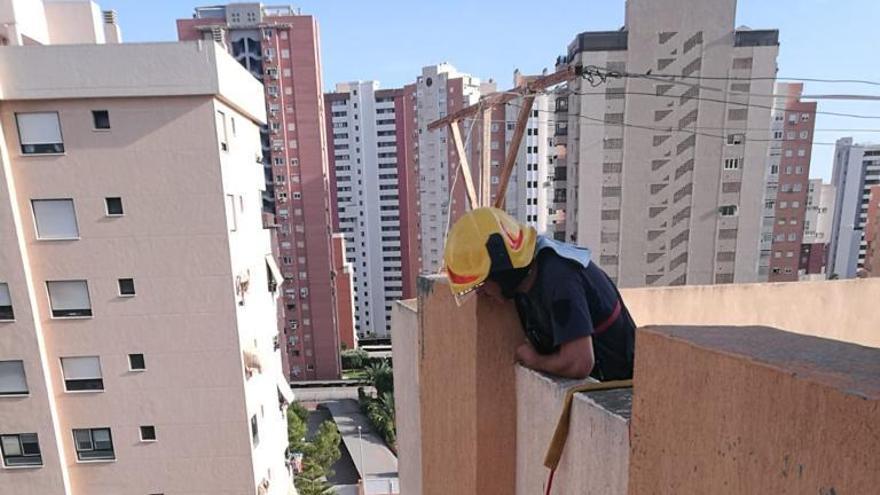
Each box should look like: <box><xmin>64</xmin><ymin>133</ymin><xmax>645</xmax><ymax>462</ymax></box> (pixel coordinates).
<box><xmin>357</xmin><ymin>425</ymin><xmax>365</xmax><ymax>481</ymax></box>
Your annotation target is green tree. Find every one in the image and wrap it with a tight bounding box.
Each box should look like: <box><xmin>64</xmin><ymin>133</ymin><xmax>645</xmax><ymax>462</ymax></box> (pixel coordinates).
<box><xmin>305</xmin><ymin>420</ymin><xmax>342</xmax><ymax>475</ymax></box>
<box><xmin>365</xmin><ymin>360</ymin><xmax>393</xmax><ymax>396</ymax></box>
<box><xmin>287</xmin><ymin>406</ymin><xmax>307</xmax><ymax>453</ymax></box>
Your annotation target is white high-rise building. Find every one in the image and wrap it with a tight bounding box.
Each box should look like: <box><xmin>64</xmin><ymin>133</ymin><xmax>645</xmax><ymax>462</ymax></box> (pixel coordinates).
<box><xmin>415</xmin><ymin>64</ymin><xmax>484</xmax><ymax>274</ymax></box>
<box><xmin>828</xmin><ymin>138</ymin><xmax>880</xmax><ymax>278</ymax></box>
<box><xmin>325</xmin><ymin>81</ymin><xmax>416</xmax><ymax>338</ymax></box>
<box><xmin>563</xmin><ymin>0</ymin><xmax>779</xmax><ymax>287</ymax></box>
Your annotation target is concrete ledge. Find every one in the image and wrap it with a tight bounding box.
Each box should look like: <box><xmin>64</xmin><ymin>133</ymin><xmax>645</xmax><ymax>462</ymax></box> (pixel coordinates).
<box><xmin>630</xmin><ymin>325</ymin><xmax>880</xmax><ymax>494</ymax></box>
<box><xmin>622</xmin><ymin>278</ymin><xmax>880</xmax><ymax>347</ymax></box>
<box><xmin>516</xmin><ymin>366</ymin><xmax>630</xmax><ymax>495</ymax></box>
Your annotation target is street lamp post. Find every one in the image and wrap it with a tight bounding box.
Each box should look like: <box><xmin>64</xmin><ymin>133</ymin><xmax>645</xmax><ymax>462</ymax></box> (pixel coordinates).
<box><xmin>357</xmin><ymin>425</ymin><xmax>366</xmax><ymax>481</ymax></box>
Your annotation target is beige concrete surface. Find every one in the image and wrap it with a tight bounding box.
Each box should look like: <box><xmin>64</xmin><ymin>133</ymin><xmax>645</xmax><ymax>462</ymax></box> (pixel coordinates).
<box><xmin>622</xmin><ymin>278</ymin><xmax>880</xmax><ymax>348</ymax></box>
<box><xmin>630</xmin><ymin>325</ymin><xmax>880</xmax><ymax>494</ymax></box>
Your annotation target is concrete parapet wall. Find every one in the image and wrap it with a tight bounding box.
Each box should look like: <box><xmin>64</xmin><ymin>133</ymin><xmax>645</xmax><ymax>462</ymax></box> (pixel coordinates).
<box><xmin>630</xmin><ymin>325</ymin><xmax>880</xmax><ymax>494</ymax></box>
<box><xmin>516</xmin><ymin>366</ymin><xmax>630</xmax><ymax>495</ymax></box>
<box><xmin>622</xmin><ymin>278</ymin><xmax>880</xmax><ymax>348</ymax></box>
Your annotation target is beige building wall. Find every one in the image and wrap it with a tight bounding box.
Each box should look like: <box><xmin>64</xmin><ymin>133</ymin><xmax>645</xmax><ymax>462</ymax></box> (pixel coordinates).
<box><xmin>623</xmin><ymin>278</ymin><xmax>880</xmax><ymax>348</ymax></box>
<box><xmin>567</xmin><ymin>0</ymin><xmax>777</xmax><ymax>287</ymax></box>
<box><xmin>0</xmin><ymin>40</ymin><xmax>293</xmax><ymax>495</ymax></box>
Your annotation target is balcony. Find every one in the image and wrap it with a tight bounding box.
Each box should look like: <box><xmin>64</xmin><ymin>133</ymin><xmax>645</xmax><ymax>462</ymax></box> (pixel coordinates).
<box><xmin>392</xmin><ymin>277</ymin><xmax>880</xmax><ymax>494</ymax></box>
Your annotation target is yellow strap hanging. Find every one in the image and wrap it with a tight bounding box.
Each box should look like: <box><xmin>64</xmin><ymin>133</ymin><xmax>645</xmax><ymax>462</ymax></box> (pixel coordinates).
<box><xmin>543</xmin><ymin>379</ymin><xmax>633</xmax><ymax>470</ymax></box>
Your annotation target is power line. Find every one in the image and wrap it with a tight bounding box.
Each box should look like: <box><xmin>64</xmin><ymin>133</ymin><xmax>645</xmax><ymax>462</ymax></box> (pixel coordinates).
<box><xmin>508</xmin><ymin>101</ymin><xmax>842</xmax><ymax>146</ymax></box>
<box><xmin>639</xmin><ymin>72</ymin><xmax>880</xmax><ymax>87</ymax></box>
<box><xmin>567</xmin><ymin>89</ymin><xmax>880</xmax><ymax>119</ymax></box>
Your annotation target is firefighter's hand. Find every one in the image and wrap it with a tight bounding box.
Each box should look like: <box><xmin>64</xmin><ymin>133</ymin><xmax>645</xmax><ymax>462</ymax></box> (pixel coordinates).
<box><xmin>515</xmin><ymin>342</ymin><xmax>540</xmax><ymax>368</ymax></box>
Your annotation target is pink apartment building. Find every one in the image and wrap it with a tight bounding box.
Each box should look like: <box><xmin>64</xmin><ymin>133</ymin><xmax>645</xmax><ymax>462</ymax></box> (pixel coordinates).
<box><xmin>178</xmin><ymin>3</ymin><xmax>345</xmax><ymax>380</ymax></box>
<box><xmin>768</xmin><ymin>83</ymin><xmax>817</xmax><ymax>281</ymax></box>
<box><xmin>0</xmin><ymin>2</ymin><xmax>295</xmax><ymax>494</ymax></box>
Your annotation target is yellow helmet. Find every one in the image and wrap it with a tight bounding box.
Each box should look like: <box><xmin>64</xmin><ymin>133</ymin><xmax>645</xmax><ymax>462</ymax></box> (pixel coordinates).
<box><xmin>444</xmin><ymin>207</ymin><xmax>537</xmax><ymax>297</ymax></box>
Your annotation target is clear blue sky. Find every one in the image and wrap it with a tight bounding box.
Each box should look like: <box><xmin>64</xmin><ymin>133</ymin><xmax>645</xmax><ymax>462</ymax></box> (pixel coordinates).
<box><xmin>99</xmin><ymin>0</ymin><xmax>880</xmax><ymax>181</ymax></box>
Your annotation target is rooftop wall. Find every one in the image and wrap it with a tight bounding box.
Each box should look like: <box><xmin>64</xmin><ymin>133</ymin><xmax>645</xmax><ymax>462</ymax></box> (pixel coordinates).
<box><xmin>622</xmin><ymin>278</ymin><xmax>880</xmax><ymax>347</ymax></box>
<box><xmin>0</xmin><ymin>41</ymin><xmax>266</xmax><ymax>123</ymax></box>
<box><xmin>630</xmin><ymin>325</ymin><xmax>880</xmax><ymax>493</ymax></box>
<box><xmin>393</xmin><ymin>277</ymin><xmax>880</xmax><ymax>494</ymax></box>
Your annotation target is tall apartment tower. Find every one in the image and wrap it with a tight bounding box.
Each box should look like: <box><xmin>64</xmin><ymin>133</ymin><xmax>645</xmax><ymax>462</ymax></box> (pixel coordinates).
<box><xmin>563</xmin><ymin>0</ymin><xmax>779</xmax><ymax>287</ymax></box>
<box><xmin>502</xmin><ymin>72</ymin><xmax>558</xmax><ymax>235</ymax></box>
<box><xmin>864</xmin><ymin>186</ymin><xmax>880</xmax><ymax>277</ymax></box>
<box><xmin>799</xmin><ymin>179</ymin><xmax>836</xmax><ymax>279</ymax></box>
<box><xmin>324</xmin><ymin>82</ymin><xmax>417</xmax><ymax>339</ymax></box>
<box><xmin>414</xmin><ymin>64</ymin><xmax>485</xmax><ymax>274</ymax></box>
<box><xmin>827</xmin><ymin>138</ymin><xmax>880</xmax><ymax>279</ymax></box>
<box><xmin>759</xmin><ymin>83</ymin><xmax>817</xmax><ymax>281</ymax></box>
<box><xmin>178</xmin><ymin>3</ymin><xmax>344</xmax><ymax>380</ymax></box>
<box><xmin>0</xmin><ymin>5</ymin><xmax>294</xmax><ymax>493</ymax></box>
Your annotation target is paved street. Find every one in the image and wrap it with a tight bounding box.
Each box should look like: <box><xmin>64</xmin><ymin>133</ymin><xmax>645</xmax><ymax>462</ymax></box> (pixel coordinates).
<box><xmin>323</xmin><ymin>399</ymin><xmax>399</xmax><ymax>482</ymax></box>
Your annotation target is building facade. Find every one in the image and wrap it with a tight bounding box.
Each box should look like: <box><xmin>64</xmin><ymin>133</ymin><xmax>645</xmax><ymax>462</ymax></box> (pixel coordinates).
<box><xmin>799</xmin><ymin>179</ymin><xmax>836</xmax><ymax>279</ymax></box>
<box><xmin>827</xmin><ymin>138</ymin><xmax>880</xmax><ymax>279</ymax></box>
<box><xmin>563</xmin><ymin>0</ymin><xmax>779</xmax><ymax>287</ymax></box>
<box><xmin>324</xmin><ymin>82</ymin><xmax>417</xmax><ymax>339</ymax></box>
<box><xmin>864</xmin><ymin>185</ymin><xmax>880</xmax><ymax>277</ymax></box>
<box><xmin>0</xmin><ymin>6</ymin><xmax>294</xmax><ymax>494</ymax></box>
<box><xmin>414</xmin><ymin>64</ymin><xmax>485</xmax><ymax>274</ymax></box>
<box><xmin>760</xmin><ymin>83</ymin><xmax>817</xmax><ymax>281</ymax></box>
<box><xmin>178</xmin><ymin>3</ymin><xmax>345</xmax><ymax>380</ymax></box>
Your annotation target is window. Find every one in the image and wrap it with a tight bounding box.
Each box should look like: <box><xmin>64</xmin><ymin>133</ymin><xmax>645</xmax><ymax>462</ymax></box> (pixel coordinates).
<box><xmin>250</xmin><ymin>415</ymin><xmax>259</xmax><ymax>446</ymax></box>
<box><xmin>32</xmin><ymin>199</ymin><xmax>78</xmax><ymax>239</ymax></box>
<box><xmin>61</xmin><ymin>356</ymin><xmax>103</xmax><ymax>391</ymax></box>
<box><xmin>91</xmin><ymin>110</ymin><xmax>110</xmax><ymax>130</ymax></box>
<box><xmin>139</xmin><ymin>426</ymin><xmax>156</xmax><ymax>442</ymax></box>
<box><xmin>72</xmin><ymin>428</ymin><xmax>114</xmax><ymax>461</ymax></box>
<box><xmin>104</xmin><ymin>197</ymin><xmax>124</xmax><ymax>216</ymax></box>
<box><xmin>797</xmin><ymin>149</ymin><xmax>806</xmax><ymax>157</ymax></box>
<box><xmin>281</xmin><ymin>48</ymin><xmax>290</xmax><ymax>59</ymax></box>
<box><xmin>47</xmin><ymin>281</ymin><xmax>91</xmax><ymax>318</ymax></box>
<box><xmin>16</xmin><ymin>112</ymin><xmax>64</xmax><ymax>154</ymax></box>
<box><xmin>801</xmin><ymin>113</ymin><xmax>810</xmax><ymax>122</ymax></box>
<box><xmin>0</xmin><ymin>361</ymin><xmax>28</xmax><ymax>396</ymax></box>
<box><xmin>723</xmin><ymin>158</ymin><xmax>741</xmax><ymax>170</ymax></box>
<box><xmin>0</xmin><ymin>284</ymin><xmax>12</xmax><ymax>321</ymax></box>
<box><xmin>128</xmin><ymin>354</ymin><xmax>145</xmax><ymax>371</ymax></box>
<box><xmin>719</xmin><ymin>205</ymin><xmax>738</xmax><ymax>217</ymax></box>
<box><xmin>727</xmin><ymin>134</ymin><xmax>744</xmax><ymax>145</ymax></box>
<box><xmin>216</xmin><ymin>110</ymin><xmax>228</xmax><ymax>151</ymax></box>
<box><xmin>774</xmin><ymin>251</ymin><xmax>782</xmax><ymax>258</ymax></box>
<box><xmin>225</xmin><ymin>194</ymin><xmax>237</xmax><ymax>231</ymax></box>
<box><xmin>117</xmin><ymin>278</ymin><xmax>135</xmax><ymax>296</ymax></box>
<box><xmin>785</xmin><ymin>149</ymin><xmax>793</xmax><ymax>157</ymax></box>
<box><xmin>773</xmin><ymin>131</ymin><xmax>783</xmax><ymax>140</ymax></box>
<box><xmin>1</xmin><ymin>433</ymin><xmax>42</xmax><ymax>467</ymax></box>
<box><xmin>799</xmin><ymin>131</ymin><xmax>809</xmax><ymax>140</ymax></box>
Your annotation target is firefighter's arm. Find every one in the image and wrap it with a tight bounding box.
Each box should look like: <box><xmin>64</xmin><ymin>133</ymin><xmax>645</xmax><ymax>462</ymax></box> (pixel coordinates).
<box><xmin>515</xmin><ymin>336</ymin><xmax>595</xmax><ymax>379</ymax></box>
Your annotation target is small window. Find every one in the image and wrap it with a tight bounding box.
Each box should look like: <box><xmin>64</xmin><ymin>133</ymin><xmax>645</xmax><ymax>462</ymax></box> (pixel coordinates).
<box><xmin>72</xmin><ymin>428</ymin><xmax>114</xmax><ymax>461</ymax></box>
<box><xmin>16</xmin><ymin>112</ymin><xmax>64</xmax><ymax>154</ymax></box>
<box><xmin>216</xmin><ymin>110</ymin><xmax>228</xmax><ymax>151</ymax></box>
<box><xmin>32</xmin><ymin>199</ymin><xmax>79</xmax><ymax>239</ymax></box>
<box><xmin>117</xmin><ymin>278</ymin><xmax>135</xmax><ymax>296</ymax></box>
<box><xmin>104</xmin><ymin>197</ymin><xmax>124</xmax><ymax>216</ymax></box>
<box><xmin>0</xmin><ymin>283</ymin><xmax>13</xmax><ymax>321</ymax></box>
<box><xmin>726</xmin><ymin>134</ymin><xmax>744</xmax><ymax>145</ymax></box>
<box><xmin>250</xmin><ymin>415</ymin><xmax>259</xmax><ymax>446</ymax></box>
<box><xmin>1</xmin><ymin>433</ymin><xmax>42</xmax><ymax>467</ymax></box>
<box><xmin>91</xmin><ymin>110</ymin><xmax>110</xmax><ymax>130</ymax></box>
<box><xmin>128</xmin><ymin>354</ymin><xmax>145</xmax><ymax>371</ymax></box>
<box><xmin>0</xmin><ymin>361</ymin><xmax>28</xmax><ymax>396</ymax></box>
<box><xmin>723</xmin><ymin>158</ymin><xmax>741</xmax><ymax>170</ymax></box>
<box><xmin>139</xmin><ymin>425</ymin><xmax>156</xmax><ymax>442</ymax></box>
<box><xmin>719</xmin><ymin>205</ymin><xmax>738</xmax><ymax>217</ymax></box>
<box><xmin>225</xmin><ymin>194</ymin><xmax>237</xmax><ymax>231</ymax></box>
<box><xmin>47</xmin><ymin>280</ymin><xmax>91</xmax><ymax>318</ymax></box>
<box><xmin>61</xmin><ymin>356</ymin><xmax>103</xmax><ymax>391</ymax></box>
